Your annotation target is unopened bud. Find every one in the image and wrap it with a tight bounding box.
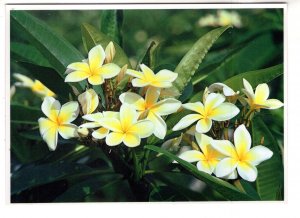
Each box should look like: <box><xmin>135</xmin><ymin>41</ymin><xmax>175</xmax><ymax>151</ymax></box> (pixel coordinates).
<box><xmin>105</xmin><ymin>41</ymin><xmax>116</xmax><ymax>63</ymax></box>
<box><xmin>116</xmin><ymin>64</ymin><xmax>128</xmax><ymax>84</ymax></box>
<box><xmin>78</xmin><ymin>127</ymin><xmax>89</xmax><ymax>137</ymax></box>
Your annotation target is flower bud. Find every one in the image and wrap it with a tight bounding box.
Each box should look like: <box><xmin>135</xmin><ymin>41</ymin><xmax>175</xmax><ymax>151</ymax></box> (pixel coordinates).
<box><xmin>78</xmin><ymin>89</ymin><xmax>99</xmax><ymax>114</ymax></box>
<box><xmin>78</xmin><ymin>127</ymin><xmax>89</xmax><ymax>137</ymax></box>
<box><xmin>105</xmin><ymin>41</ymin><xmax>116</xmax><ymax>63</ymax></box>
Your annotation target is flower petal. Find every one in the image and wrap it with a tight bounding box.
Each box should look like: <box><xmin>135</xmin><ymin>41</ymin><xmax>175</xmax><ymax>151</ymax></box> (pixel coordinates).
<box><xmin>237</xmin><ymin>162</ymin><xmax>258</xmax><ymax>182</ymax></box>
<box><xmin>131</xmin><ymin>78</ymin><xmax>149</xmax><ymax>87</ymax></box>
<box><xmin>215</xmin><ymin>157</ymin><xmax>238</xmax><ymax>178</ymax></box>
<box><xmin>145</xmin><ymin>87</ymin><xmax>160</xmax><ymax>107</ymax></box>
<box><xmin>42</xmin><ymin>127</ymin><xmax>58</xmax><ymax>151</ymax></box>
<box><xmin>211</xmin><ymin>140</ymin><xmax>237</xmax><ymax>158</ymax></box>
<box><xmin>38</xmin><ymin>118</ymin><xmax>56</xmax><ymax>136</ymax></box>
<box><xmin>129</xmin><ymin>119</ymin><xmax>154</xmax><ymax>138</ymax></box>
<box><xmin>263</xmin><ymin>99</ymin><xmax>284</xmax><ymax>109</ymax></box>
<box><xmin>197</xmin><ymin>160</ymin><xmax>214</xmax><ymax>174</ymax></box>
<box><xmin>244</xmin><ymin>145</ymin><xmax>273</xmax><ymax>166</ymax></box>
<box><xmin>210</xmin><ymin>103</ymin><xmax>239</xmax><ymax>121</ymax></box>
<box><xmin>58</xmin><ymin>124</ymin><xmax>78</xmax><ymax>139</ymax></box>
<box><xmin>88</xmin><ymin>75</ymin><xmax>104</xmax><ymax>85</ymax></box>
<box><xmin>178</xmin><ymin>150</ymin><xmax>205</xmax><ymax>162</ymax></box>
<box><xmin>105</xmin><ymin>132</ymin><xmax>124</xmax><ymax>146</ymax></box>
<box><xmin>234</xmin><ymin>124</ymin><xmax>251</xmax><ymax>157</ymax></box>
<box><xmin>243</xmin><ymin>78</ymin><xmax>254</xmax><ymax>95</ymax></box>
<box><xmin>99</xmin><ymin>63</ymin><xmax>120</xmax><ymax>79</ymax></box>
<box><xmin>204</xmin><ymin>93</ymin><xmax>225</xmax><ymax>111</ymax></box>
<box><xmin>67</xmin><ymin>62</ymin><xmax>89</xmax><ymax>72</ymax></box>
<box><xmin>123</xmin><ymin>133</ymin><xmax>141</xmax><ymax>147</ymax></box>
<box><xmin>65</xmin><ymin>71</ymin><xmax>90</xmax><ymax>83</ymax></box>
<box><xmin>98</xmin><ymin>118</ymin><xmax>122</xmax><ymax>132</ymax></box>
<box><xmin>221</xmin><ymin>170</ymin><xmax>238</xmax><ymax>179</ymax></box>
<box><xmin>140</xmin><ymin>64</ymin><xmax>155</xmax><ymax>80</ymax></box>
<box><xmin>172</xmin><ymin>114</ymin><xmax>201</xmax><ymax>131</ymax></box>
<box><xmin>13</xmin><ymin>73</ymin><xmax>34</xmax><ymax>87</ymax></box>
<box><xmin>103</xmin><ymin>111</ymin><xmax>119</xmax><ymax>119</ymax></box>
<box><xmin>146</xmin><ymin>112</ymin><xmax>165</xmax><ymax>139</ymax></box>
<box><xmin>151</xmin><ymin>98</ymin><xmax>182</xmax><ymax>116</ymax></box>
<box><xmin>183</xmin><ymin>102</ymin><xmax>205</xmax><ymax>114</ymax></box>
<box><xmin>41</xmin><ymin>96</ymin><xmax>61</xmax><ymax>121</ymax></box>
<box><xmin>119</xmin><ymin>92</ymin><xmax>145</xmax><ymax>111</ymax></box>
<box><xmin>254</xmin><ymin>83</ymin><xmax>269</xmax><ymax>104</ymax></box>
<box><xmin>88</xmin><ymin>45</ymin><xmax>105</xmax><ymax>71</ymax></box>
<box><xmin>152</xmin><ymin>81</ymin><xmax>172</xmax><ymax>88</ymax></box>
<box><xmin>120</xmin><ymin>104</ymin><xmax>139</xmax><ymax>130</ymax></box>
<box><xmin>78</xmin><ymin>89</ymin><xmax>99</xmax><ymax>114</ymax></box>
<box><xmin>195</xmin><ymin>118</ymin><xmax>212</xmax><ymax>133</ymax></box>
<box><xmin>92</xmin><ymin>127</ymin><xmax>109</xmax><ymax>140</ymax></box>
<box><xmin>195</xmin><ymin>133</ymin><xmax>213</xmax><ymax>155</ymax></box>
<box><xmin>58</xmin><ymin>101</ymin><xmax>79</xmax><ymax>123</ymax></box>
<box><xmin>126</xmin><ymin>69</ymin><xmax>143</xmax><ymax>79</ymax></box>
<box><xmin>80</xmin><ymin>122</ymin><xmax>101</xmax><ymax>129</ymax></box>
<box><xmin>155</xmin><ymin>69</ymin><xmax>178</xmax><ymax>82</ymax></box>
<box><xmin>82</xmin><ymin>112</ymin><xmax>103</xmax><ymax>122</ymax></box>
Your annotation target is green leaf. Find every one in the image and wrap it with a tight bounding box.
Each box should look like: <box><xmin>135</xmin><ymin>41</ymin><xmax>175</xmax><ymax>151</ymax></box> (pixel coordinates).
<box><xmin>252</xmin><ymin>116</ymin><xmax>283</xmax><ymax>200</ymax></box>
<box><xmin>145</xmin><ymin>145</ymin><xmax>253</xmax><ymax>200</ymax></box>
<box><xmin>11</xmin><ymin>104</ymin><xmax>42</xmax><ymax>124</ymax></box>
<box><xmin>224</xmin><ymin>64</ymin><xmax>283</xmax><ymax>91</ymax></box>
<box><xmin>81</xmin><ymin>23</ymin><xmax>131</xmax><ymax>68</ymax></box>
<box><xmin>11</xmin><ymin>11</ymin><xmax>86</xmax><ymax>91</ymax></box>
<box><xmin>172</xmin><ymin>26</ymin><xmax>231</xmax><ymax>95</ymax></box>
<box><xmin>100</xmin><ymin>10</ymin><xmax>123</xmax><ymax>45</ymax></box>
<box><xmin>11</xmin><ymin>42</ymin><xmax>51</xmax><ymax>68</ymax></box>
<box><xmin>11</xmin><ymin>162</ymin><xmax>113</xmax><ymax>195</ymax></box>
<box><xmin>138</xmin><ymin>41</ymin><xmax>159</xmax><ymax>69</ymax></box>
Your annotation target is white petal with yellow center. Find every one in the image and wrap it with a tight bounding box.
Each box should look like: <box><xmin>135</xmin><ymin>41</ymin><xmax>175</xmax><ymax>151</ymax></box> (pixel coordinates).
<box><xmin>204</xmin><ymin>93</ymin><xmax>225</xmax><ymax>112</ymax></box>
<box><xmin>263</xmin><ymin>99</ymin><xmax>284</xmax><ymax>109</ymax></box>
<box><xmin>123</xmin><ymin>133</ymin><xmax>141</xmax><ymax>147</ymax></box>
<box><xmin>88</xmin><ymin>74</ymin><xmax>104</xmax><ymax>85</ymax></box>
<box><xmin>67</xmin><ymin>62</ymin><xmax>90</xmax><ymax>72</ymax></box>
<box><xmin>78</xmin><ymin>89</ymin><xmax>99</xmax><ymax>114</ymax></box>
<box><xmin>195</xmin><ymin>118</ymin><xmax>212</xmax><ymax>133</ymax></box>
<box><xmin>88</xmin><ymin>45</ymin><xmax>105</xmax><ymax>72</ymax></box>
<box><xmin>13</xmin><ymin>73</ymin><xmax>34</xmax><ymax>87</ymax></box>
<box><xmin>100</xmin><ymin>63</ymin><xmax>121</xmax><ymax>79</ymax></box>
<box><xmin>42</xmin><ymin>127</ymin><xmax>58</xmax><ymax>151</ymax></box>
<box><xmin>146</xmin><ymin>112</ymin><xmax>166</xmax><ymax>139</ymax></box>
<box><xmin>237</xmin><ymin>162</ymin><xmax>258</xmax><ymax>182</ymax></box>
<box><xmin>105</xmin><ymin>132</ymin><xmax>124</xmax><ymax>146</ymax></box>
<box><xmin>145</xmin><ymin>87</ymin><xmax>160</xmax><ymax>107</ymax></box>
<box><xmin>254</xmin><ymin>83</ymin><xmax>269</xmax><ymax>104</ymax></box>
<box><xmin>183</xmin><ymin>102</ymin><xmax>205</xmax><ymax>114</ymax></box>
<box><xmin>92</xmin><ymin>127</ymin><xmax>109</xmax><ymax>140</ymax></box>
<box><xmin>128</xmin><ymin>119</ymin><xmax>154</xmax><ymax>138</ymax></box>
<box><xmin>172</xmin><ymin>114</ymin><xmax>201</xmax><ymax>131</ymax></box>
<box><xmin>38</xmin><ymin>118</ymin><xmax>57</xmax><ymax>136</ymax></box>
<box><xmin>58</xmin><ymin>101</ymin><xmax>79</xmax><ymax>123</ymax></box>
<box><xmin>126</xmin><ymin>69</ymin><xmax>144</xmax><ymax>79</ymax></box>
<box><xmin>195</xmin><ymin>133</ymin><xmax>213</xmax><ymax>156</ymax></box>
<box><xmin>155</xmin><ymin>69</ymin><xmax>178</xmax><ymax>83</ymax></box>
<box><xmin>211</xmin><ymin>140</ymin><xmax>237</xmax><ymax>158</ymax></box>
<box><xmin>196</xmin><ymin>161</ymin><xmax>214</xmax><ymax>174</ymax></box>
<box><xmin>120</xmin><ymin>104</ymin><xmax>139</xmax><ymax>131</ymax></box>
<box><xmin>131</xmin><ymin>78</ymin><xmax>150</xmax><ymax>87</ymax></box>
<box><xmin>234</xmin><ymin>125</ymin><xmax>251</xmax><ymax>158</ymax></box>
<box><xmin>58</xmin><ymin>124</ymin><xmax>78</xmax><ymax>139</ymax></box>
<box><xmin>243</xmin><ymin>78</ymin><xmax>254</xmax><ymax>95</ymax></box>
<box><xmin>178</xmin><ymin>150</ymin><xmax>205</xmax><ymax>162</ymax></box>
<box><xmin>42</xmin><ymin>96</ymin><xmax>61</xmax><ymax>121</ymax></box>
<box><xmin>82</xmin><ymin>112</ymin><xmax>104</xmax><ymax>122</ymax></box>
<box><xmin>98</xmin><ymin>118</ymin><xmax>122</xmax><ymax>132</ymax></box>
<box><xmin>119</xmin><ymin>92</ymin><xmax>146</xmax><ymax>111</ymax></box>
<box><xmin>140</xmin><ymin>64</ymin><xmax>155</xmax><ymax>81</ymax></box>
<box><xmin>215</xmin><ymin>157</ymin><xmax>238</xmax><ymax>178</ymax></box>
<box><xmin>65</xmin><ymin>70</ymin><xmax>90</xmax><ymax>82</ymax></box>
<box><xmin>244</xmin><ymin>145</ymin><xmax>273</xmax><ymax>166</ymax></box>
<box><xmin>151</xmin><ymin>98</ymin><xmax>181</xmax><ymax>116</ymax></box>
<box><xmin>209</xmin><ymin>102</ymin><xmax>239</xmax><ymax>121</ymax></box>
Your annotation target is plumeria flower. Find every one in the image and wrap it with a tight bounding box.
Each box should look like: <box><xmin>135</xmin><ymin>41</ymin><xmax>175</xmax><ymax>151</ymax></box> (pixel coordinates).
<box><xmin>38</xmin><ymin>97</ymin><xmax>79</xmax><ymax>151</ymax></box>
<box><xmin>78</xmin><ymin>89</ymin><xmax>99</xmax><ymax>114</ymax></box>
<box><xmin>178</xmin><ymin>133</ymin><xmax>225</xmax><ymax>174</ymax></box>
<box><xmin>173</xmin><ymin>93</ymin><xmax>239</xmax><ymax>133</ymax></box>
<box><xmin>126</xmin><ymin>64</ymin><xmax>178</xmax><ymax>88</ymax></box>
<box><xmin>242</xmin><ymin>78</ymin><xmax>284</xmax><ymax>111</ymax></box>
<box><xmin>212</xmin><ymin>124</ymin><xmax>273</xmax><ymax>182</ymax></box>
<box><xmin>13</xmin><ymin>73</ymin><xmax>55</xmax><ymax>97</ymax></box>
<box><xmin>65</xmin><ymin>44</ymin><xmax>120</xmax><ymax>85</ymax></box>
<box><xmin>98</xmin><ymin>104</ymin><xmax>154</xmax><ymax>147</ymax></box>
<box><xmin>119</xmin><ymin>87</ymin><xmax>181</xmax><ymax>139</ymax></box>
<box><xmin>80</xmin><ymin>111</ymin><xmax>119</xmax><ymax>140</ymax></box>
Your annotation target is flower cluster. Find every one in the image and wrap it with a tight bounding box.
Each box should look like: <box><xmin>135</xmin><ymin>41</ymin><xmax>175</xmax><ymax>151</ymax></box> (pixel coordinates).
<box><xmin>34</xmin><ymin>43</ymin><xmax>283</xmax><ymax>182</ymax></box>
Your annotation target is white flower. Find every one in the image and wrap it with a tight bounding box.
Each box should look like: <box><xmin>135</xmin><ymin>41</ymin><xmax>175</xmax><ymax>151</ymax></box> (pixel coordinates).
<box><xmin>78</xmin><ymin>89</ymin><xmax>99</xmax><ymax>114</ymax></box>
<box><xmin>119</xmin><ymin>87</ymin><xmax>181</xmax><ymax>139</ymax></box>
<box><xmin>178</xmin><ymin>133</ymin><xmax>225</xmax><ymax>174</ymax></box>
<box><xmin>38</xmin><ymin>97</ymin><xmax>79</xmax><ymax>150</ymax></box>
<box><xmin>242</xmin><ymin>78</ymin><xmax>284</xmax><ymax>110</ymax></box>
<box><xmin>212</xmin><ymin>124</ymin><xmax>273</xmax><ymax>182</ymax></box>
<box><xmin>173</xmin><ymin>93</ymin><xmax>239</xmax><ymax>133</ymax></box>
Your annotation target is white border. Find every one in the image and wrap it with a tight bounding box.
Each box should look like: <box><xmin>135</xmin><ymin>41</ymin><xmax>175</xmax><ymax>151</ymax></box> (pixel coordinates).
<box><xmin>1</xmin><ymin>1</ymin><xmax>298</xmax><ymax>218</ymax></box>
